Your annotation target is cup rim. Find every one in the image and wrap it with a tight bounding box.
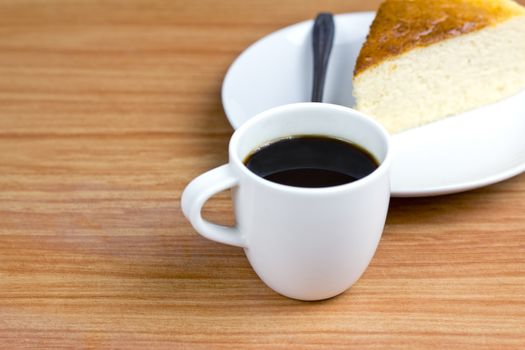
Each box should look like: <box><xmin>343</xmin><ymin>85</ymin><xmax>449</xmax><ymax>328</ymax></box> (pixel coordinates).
<box><xmin>229</xmin><ymin>102</ymin><xmax>392</xmax><ymax>195</ymax></box>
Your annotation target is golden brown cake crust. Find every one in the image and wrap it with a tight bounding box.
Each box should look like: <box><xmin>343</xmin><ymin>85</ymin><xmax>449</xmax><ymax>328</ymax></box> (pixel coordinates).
<box><xmin>354</xmin><ymin>0</ymin><xmax>525</xmax><ymax>75</ymax></box>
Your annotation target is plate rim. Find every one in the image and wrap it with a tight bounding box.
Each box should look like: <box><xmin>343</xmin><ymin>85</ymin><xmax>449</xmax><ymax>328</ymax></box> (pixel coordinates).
<box><xmin>221</xmin><ymin>11</ymin><xmax>375</xmax><ymax>130</ymax></box>
<box><xmin>390</xmin><ymin>162</ymin><xmax>525</xmax><ymax>197</ymax></box>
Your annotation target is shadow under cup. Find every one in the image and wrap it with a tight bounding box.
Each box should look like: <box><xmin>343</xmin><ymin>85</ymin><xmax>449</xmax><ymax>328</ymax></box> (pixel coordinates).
<box><xmin>228</xmin><ymin>103</ymin><xmax>391</xmax><ymax>301</ymax></box>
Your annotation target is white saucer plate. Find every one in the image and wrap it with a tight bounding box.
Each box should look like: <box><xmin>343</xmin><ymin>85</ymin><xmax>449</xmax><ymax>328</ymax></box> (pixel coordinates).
<box><xmin>222</xmin><ymin>12</ymin><xmax>525</xmax><ymax>197</ymax></box>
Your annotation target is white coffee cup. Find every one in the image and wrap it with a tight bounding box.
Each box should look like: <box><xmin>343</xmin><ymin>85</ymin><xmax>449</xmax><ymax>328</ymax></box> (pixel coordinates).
<box><xmin>181</xmin><ymin>103</ymin><xmax>391</xmax><ymax>300</ymax></box>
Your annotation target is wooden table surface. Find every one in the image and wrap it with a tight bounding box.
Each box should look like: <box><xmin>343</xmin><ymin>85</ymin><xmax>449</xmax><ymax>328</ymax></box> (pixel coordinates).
<box><xmin>1</xmin><ymin>0</ymin><xmax>524</xmax><ymax>348</ymax></box>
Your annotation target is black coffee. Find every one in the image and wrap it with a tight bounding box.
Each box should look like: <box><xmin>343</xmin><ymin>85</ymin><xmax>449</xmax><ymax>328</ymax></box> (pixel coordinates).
<box><xmin>243</xmin><ymin>135</ymin><xmax>379</xmax><ymax>188</ymax></box>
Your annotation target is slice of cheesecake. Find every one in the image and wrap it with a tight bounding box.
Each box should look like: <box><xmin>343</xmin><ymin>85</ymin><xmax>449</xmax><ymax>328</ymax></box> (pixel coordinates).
<box><xmin>353</xmin><ymin>0</ymin><xmax>525</xmax><ymax>134</ymax></box>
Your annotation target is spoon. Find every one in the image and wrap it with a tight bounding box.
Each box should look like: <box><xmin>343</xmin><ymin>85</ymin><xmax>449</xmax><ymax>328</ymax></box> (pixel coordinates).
<box><xmin>311</xmin><ymin>12</ymin><xmax>335</xmax><ymax>103</ymax></box>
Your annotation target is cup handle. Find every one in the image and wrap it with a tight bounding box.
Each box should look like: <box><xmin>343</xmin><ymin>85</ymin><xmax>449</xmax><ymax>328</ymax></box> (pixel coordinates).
<box><xmin>181</xmin><ymin>164</ymin><xmax>247</xmax><ymax>248</ymax></box>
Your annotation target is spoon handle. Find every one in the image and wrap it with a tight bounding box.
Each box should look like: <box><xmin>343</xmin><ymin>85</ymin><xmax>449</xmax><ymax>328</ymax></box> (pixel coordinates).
<box><xmin>311</xmin><ymin>13</ymin><xmax>335</xmax><ymax>103</ymax></box>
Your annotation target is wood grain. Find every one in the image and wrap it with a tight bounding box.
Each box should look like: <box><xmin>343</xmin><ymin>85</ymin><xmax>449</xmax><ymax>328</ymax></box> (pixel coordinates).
<box><xmin>0</xmin><ymin>0</ymin><xmax>524</xmax><ymax>348</ymax></box>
